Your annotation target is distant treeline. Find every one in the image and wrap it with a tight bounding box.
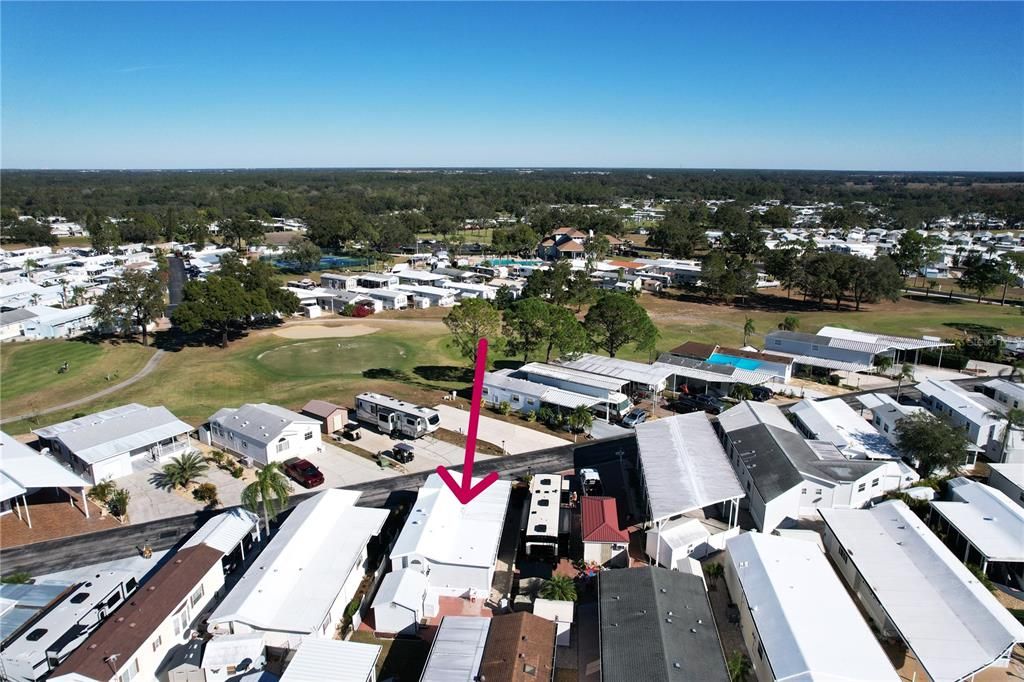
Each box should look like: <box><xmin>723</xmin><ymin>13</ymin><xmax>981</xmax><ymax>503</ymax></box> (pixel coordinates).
<box><xmin>2</xmin><ymin>169</ymin><xmax>1023</xmax><ymax>231</ymax></box>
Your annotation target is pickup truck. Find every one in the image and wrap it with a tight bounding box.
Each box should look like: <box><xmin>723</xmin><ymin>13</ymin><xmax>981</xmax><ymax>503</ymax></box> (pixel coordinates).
<box><xmin>283</xmin><ymin>458</ymin><xmax>325</xmax><ymax>488</ymax></box>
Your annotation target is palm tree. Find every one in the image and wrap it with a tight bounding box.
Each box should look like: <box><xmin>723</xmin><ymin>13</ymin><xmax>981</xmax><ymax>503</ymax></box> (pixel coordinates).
<box><xmin>161</xmin><ymin>452</ymin><xmax>209</xmax><ymax>490</ymax></box>
<box><xmin>87</xmin><ymin>478</ymin><xmax>117</xmax><ymax>504</ymax></box>
<box><xmin>108</xmin><ymin>488</ymin><xmax>130</xmax><ymax>523</ymax></box>
<box><xmin>567</xmin><ymin>405</ymin><xmax>593</xmax><ymax>441</ymax></box>
<box><xmin>779</xmin><ymin>315</ymin><xmax>799</xmax><ymax>332</ymax></box>
<box><xmin>241</xmin><ymin>462</ymin><xmax>291</xmax><ymax>534</ymax></box>
<box><xmin>742</xmin><ymin>318</ymin><xmax>755</xmax><ymax>347</ymax></box>
<box><xmin>704</xmin><ymin>561</ymin><xmax>725</xmax><ymax>590</ymax></box>
<box><xmin>894</xmin><ymin>362</ymin><xmax>915</xmax><ymax>400</ymax></box>
<box><xmin>727</xmin><ymin>651</ymin><xmax>752</xmax><ymax>682</ymax></box>
<box><xmin>539</xmin><ymin>575</ymin><xmax>577</xmax><ymax>602</ymax></box>
<box><xmin>730</xmin><ymin>384</ymin><xmax>754</xmax><ymax>402</ymax></box>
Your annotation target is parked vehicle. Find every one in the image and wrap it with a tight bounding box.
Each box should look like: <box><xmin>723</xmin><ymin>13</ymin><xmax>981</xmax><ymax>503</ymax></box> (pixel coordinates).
<box><xmin>379</xmin><ymin>444</ymin><xmax>414</xmax><ymax>464</ymax></box>
<box><xmin>579</xmin><ymin>468</ymin><xmax>603</xmax><ymax>496</ymax></box>
<box><xmin>354</xmin><ymin>392</ymin><xmax>441</xmax><ymax>439</ymax></box>
<box><xmin>670</xmin><ymin>394</ymin><xmax>726</xmax><ymax>415</ymax></box>
<box><xmin>621</xmin><ymin>408</ymin><xmax>648</xmax><ymax>428</ymax></box>
<box><xmin>283</xmin><ymin>458</ymin><xmax>324</xmax><ymax>488</ymax></box>
<box><xmin>341</xmin><ymin>421</ymin><xmax>362</xmax><ymax>441</ymax></box>
<box><xmin>749</xmin><ymin>385</ymin><xmax>774</xmax><ymax>402</ymax></box>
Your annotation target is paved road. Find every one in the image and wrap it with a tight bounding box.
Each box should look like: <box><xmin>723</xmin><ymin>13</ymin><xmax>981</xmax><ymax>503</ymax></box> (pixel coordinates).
<box><xmin>166</xmin><ymin>255</ymin><xmax>186</xmax><ymax>316</ymax></box>
<box><xmin>0</xmin><ymin>435</ymin><xmax>634</xmax><ymax>575</ymax></box>
<box><xmin>0</xmin><ymin>350</ymin><xmax>167</xmax><ymax>425</ymax></box>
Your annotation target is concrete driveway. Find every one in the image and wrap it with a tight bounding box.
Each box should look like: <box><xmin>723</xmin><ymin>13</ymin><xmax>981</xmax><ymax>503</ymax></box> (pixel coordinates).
<box><xmin>332</xmin><ymin>428</ymin><xmax>489</xmax><ymax>474</ymax></box>
<box><xmin>433</xmin><ymin>404</ymin><xmax>570</xmax><ymax>454</ymax></box>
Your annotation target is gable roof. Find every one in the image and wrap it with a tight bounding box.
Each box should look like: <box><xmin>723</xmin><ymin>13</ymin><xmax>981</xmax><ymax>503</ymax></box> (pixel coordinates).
<box><xmin>49</xmin><ymin>544</ymin><xmax>224</xmax><ymax>681</ymax></box>
<box><xmin>581</xmin><ymin>496</ymin><xmax>628</xmax><ymax>543</ymax></box>
<box><xmin>208</xmin><ymin>403</ymin><xmax>319</xmax><ymax>446</ymax></box>
<box><xmin>371</xmin><ymin>568</ymin><xmax>428</xmax><ymax>613</ymax></box>
<box><xmin>599</xmin><ymin>567</ymin><xmax>728</xmax><ymax>682</ymax></box>
<box><xmin>300</xmin><ymin>399</ymin><xmax>345</xmax><ymax>420</ymax></box>
<box><xmin>479</xmin><ymin>612</ymin><xmax>555</xmax><ymax>682</ymax></box>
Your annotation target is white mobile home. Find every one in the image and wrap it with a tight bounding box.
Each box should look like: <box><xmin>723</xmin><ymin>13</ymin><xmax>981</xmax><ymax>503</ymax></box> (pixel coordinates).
<box><xmin>515</xmin><ymin>362</ymin><xmax>632</xmax><ymax>417</ymax></box>
<box><xmin>33</xmin><ymin>404</ymin><xmax>194</xmax><ymax>484</ymax></box>
<box><xmin>390</xmin><ymin>473</ymin><xmax>512</xmax><ymax>600</ymax></box>
<box><xmin>355</xmin><ymin>273</ymin><xmax>398</xmax><ymax>289</ymax></box>
<box><xmin>394</xmin><ymin>284</ymin><xmax>457</xmax><ymax>307</ymax></box>
<box><xmin>724</xmin><ymin>532</ymin><xmax>899</xmax><ymax>682</ymax></box>
<box><xmin>206</xmin><ymin>403</ymin><xmax>321</xmax><ymax>466</ymax></box>
<box><xmin>820</xmin><ymin>501</ymin><xmax>1024</xmax><ymax>682</ymax></box>
<box><xmin>441</xmin><ymin>280</ymin><xmax>497</xmax><ymax>301</ymax></box>
<box><xmin>208</xmin><ymin>489</ymin><xmax>388</xmax><ymax>647</ymax></box>
<box><xmin>320</xmin><ymin>272</ymin><xmax>358</xmax><ymax>291</ymax></box>
<box><xmin>358</xmin><ymin>287</ymin><xmax>408</xmax><ymax>310</ymax></box>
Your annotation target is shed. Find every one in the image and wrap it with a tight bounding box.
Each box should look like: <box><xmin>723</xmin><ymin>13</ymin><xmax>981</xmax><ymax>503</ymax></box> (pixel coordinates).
<box><xmin>301</xmin><ymin>399</ymin><xmax>347</xmax><ymax>434</ymax></box>
<box><xmin>371</xmin><ymin>568</ymin><xmax>429</xmax><ymax>635</ymax></box>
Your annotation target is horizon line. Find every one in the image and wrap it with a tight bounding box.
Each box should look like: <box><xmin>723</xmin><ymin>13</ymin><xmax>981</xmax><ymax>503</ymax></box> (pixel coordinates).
<box><xmin>2</xmin><ymin>166</ymin><xmax>1023</xmax><ymax>175</ymax></box>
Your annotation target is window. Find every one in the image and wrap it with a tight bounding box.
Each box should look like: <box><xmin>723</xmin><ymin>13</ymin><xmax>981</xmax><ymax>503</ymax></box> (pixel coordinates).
<box><xmin>801</xmin><ymin>488</ymin><xmax>807</xmax><ymax>495</ymax></box>
<box><xmin>118</xmin><ymin>659</ymin><xmax>139</xmax><ymax>682</ymax></box>
<box><xmin>240</xmin><ymin>441</ymin><xmax>247</xmax><ymax>449</ymax></box>
<box><xmin>857</xmin><ymin>483</ymin><xmax>866</xmax><ymax>492</ymax></box>
<box><xmin>125</xmin><ymin>578</ymin><xmax>138</xmax><ymax>592</ymax></box>
<box><xmin>152</xmin><ymin>635</ymin><xmax>162</xmax><ymax>652</ymax></box>
<box><xmin>871</xmin><ymin>478</ymin><xmax>879</xmax><ymax>488</ymax></box>
<box><xmin>406</xmin><ymin>418</ymin><xmax>416</xmax><ymax>426</ymax></box>
<box><xmin>538</xmin><ymin>499</ymin><xmax>550</xmax><ymax>507</ymax></box>
<box><xmin>106</xmin><ymin>593</ymin><xmax>121</xmax><ymax>609</ymax></box>
<box><xmin>883</xmin><ymin>424</ymin><xmax>889</xmax><ymax>433</ymax></box>
<box><xmin>526</xmin><ymin>398</ymin><xmax>536</xmax><ymax>405</ymax></box>
<box><xmin>190</xmin><ymin>585</ymin><xmax>205</xmax><ymax>607</ymax></box>
<box><xmin>276</xmin><ymin>440</ymin><xmax>290</xmax><ymax>454</ymax></box>
<box><xmin>26</xmin><ymin>629</ymin><xmax>47</xmax><ymax>642</ymax></box>
<box><xmin>304</xmin><ymin>431</ymin><xmax>314</xmax><ymax>440</ymax></box>
<box><xmin>173</xmin><ymin>606</ymin><xmax>189</xmax><ymax>636</ymax></box>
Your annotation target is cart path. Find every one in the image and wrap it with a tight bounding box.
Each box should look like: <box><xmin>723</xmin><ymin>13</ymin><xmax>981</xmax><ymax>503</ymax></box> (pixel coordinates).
<box><xmin>0</xmin><ymin>349</ymin><xmax>167</xmax><ymax>425</ymax></box>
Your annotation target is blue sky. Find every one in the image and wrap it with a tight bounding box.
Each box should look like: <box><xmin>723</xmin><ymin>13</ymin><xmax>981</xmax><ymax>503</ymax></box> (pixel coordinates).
<box><xmin>2</xmin><ymin>2</ymin><xmax>1021</xmax><ymax>171</ymax></box>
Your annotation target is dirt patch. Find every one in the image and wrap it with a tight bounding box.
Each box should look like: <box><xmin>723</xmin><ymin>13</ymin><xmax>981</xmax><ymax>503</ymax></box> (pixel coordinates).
<box><xmin>273</xmin><ymin>324</ymin><xmax>380</xmax><ymax>339</ymax></box>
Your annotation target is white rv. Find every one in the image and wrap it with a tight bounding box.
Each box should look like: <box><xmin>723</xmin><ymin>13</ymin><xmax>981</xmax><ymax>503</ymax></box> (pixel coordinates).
<box><xmin>354</xmin><ymin>393</ymin><xmax>441</xmax><ymax>439</ymax></box>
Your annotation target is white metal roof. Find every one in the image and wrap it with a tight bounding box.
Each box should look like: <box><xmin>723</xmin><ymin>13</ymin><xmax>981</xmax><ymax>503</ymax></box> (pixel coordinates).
<box><xmin>635</xmin><ymin>412</ymin><xmax>744</xmax><ymax>522</ymax></box>
<box><xmin>391</xmin><ymin>473</ymin><xmax>512</xmax><ymax>568</ymax></box>
<box><xmin>931</xmin><ymin>479</ymin><xmax>1024</xmax><ymax>562</ymax></box>
<box><xmin>790</xmin><ymin>398</ymin><xmax>901</xmax><ymax>460</ymax></box>
<box><xmin>486</xmin><ymin>372</ymin><xmax>601</xmax><ymax>410</ymax></box>
<box><xmin>818</xmin><ymin>326</ymin><xmax>952</xmax><ymax>351</ymax></box>
<box><xmin>201</xmin><ymin>632</ymin><xmax>266</xmax><ymax>669</ymax></box>
<box><xmin>33</xmin><ymin>404</ymin><xmax>193</xmax><ymax>464</ymax></box>
<box><xmin>0</xmin><ymin>430</ymin><xmax>89</xmax><ymax>493</ymax></box>
<box><xmin>562</xmin><ymin>354</ymin><xmax>676</xmax><ymax>388</ymax></box>
<box><xmin>989</xmin><ymin>463</ymin><xmax>1024</xmax><ymax>493</ymax></box>
<box><xmin>209</xmin><ymin>489</ymin><xmax>388</xmax><ymax>634</ymax></box>
<box><xmin>726</xmin><ymin>532</ymin><xmax>899</xmax><ymax>682</ymax></box>
<box><xmin>519</xmin><ymin>362</ymin><xmax>628</xmax><ymax>393</ymax></box>
<box><xmin>279</xmin><ymin>638</ymin><xmax>381</xmax><ymax>682</ymax></box>
<box><xmin>917</xmin><ymin>379</ymin><xmax>1005</xmax><ymax>426</ymax></box>
<box><xmin>766</xmin><ymin>351</ymin><xmax>874</xmax><ymax>373</ymax></box>
<box><xmin>181</xmin><ymin>508</ymin><xmax>259</xmax><ymax>554</ymax></box>
<box><xmin>0</xmin><ymin>471</ymin><xmax>27</xmax><ymax>502</ymax></box>
<box><xmin>717</xmin><ymin>400</ymin><xmax>792</xmax><ymax>433</ymax></box>
<box><xmin>540</xmin><ymin>387</ymin><xmax>601</xmax><ymax>409</ymax></box>
<box><xmin>983</xmin><ymin>378</ymin><xmax>1024</xmax><ymax>405</ymax></box>
<box><xmin>371</xmin><ymin>568</ymin><xmax>428</xmax><ymax>613</ymax></box>
<box><xmin>419</xmin><ymin>616</ymin><xmax>491</xmax><ymax>682</ymax></box>
<box><xmin>209</xmin><ymin>403</ymin><xmax>319</xmax><ymax>447</ymax></box>
<box><xmin>819</xmin><ymin>501</ymin><xmax>1024</xmax><ymax>682</ymax></box>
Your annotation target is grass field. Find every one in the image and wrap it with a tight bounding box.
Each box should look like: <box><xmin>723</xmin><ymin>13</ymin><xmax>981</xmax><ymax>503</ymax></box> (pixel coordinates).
<box><xmin>5</xmin><ymin>290</ymin><xmax>1024</xmax><ymax>434</ymax></box>
<box><xmin>0</xmin><ymin>339</ymin><xmax>156</xmax><ymax>419</ymax></box>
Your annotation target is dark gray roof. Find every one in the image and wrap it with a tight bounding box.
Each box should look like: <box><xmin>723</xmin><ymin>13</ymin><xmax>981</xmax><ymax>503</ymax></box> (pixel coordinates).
<box><xmin>656</xmin><ymin>353</ymin><xmax>736</xmax><ymax>378</ymax></box>
<box><xmin>599</xmin><ymin>567</ymin><xmax>729</xmax><ymax>682</ymax></box>
<box><xmin>0</xmin><ymin>308</ymin><xmax>38</xmax><ymax>325</ymax></box>
<box><xmin>725</xmin><ymin>424</ymin><xmax>805</xmax><ymax>501</ymax></box>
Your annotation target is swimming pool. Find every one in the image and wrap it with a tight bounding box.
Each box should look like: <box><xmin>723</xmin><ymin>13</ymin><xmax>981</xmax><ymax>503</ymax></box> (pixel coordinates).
<box><xmin>271</xmin><ymin>255</ymin><xmax>371</xmax><ymax>270</ymax></box>
<box><xmin>708</xmin><ymin>353</ymin><xmax>763</xmax><ymax>371</ymax></box>
<box><xmin>489</xmin><ymin>258</ymin><xmax>543</xmax><ymax>267</ymax></box>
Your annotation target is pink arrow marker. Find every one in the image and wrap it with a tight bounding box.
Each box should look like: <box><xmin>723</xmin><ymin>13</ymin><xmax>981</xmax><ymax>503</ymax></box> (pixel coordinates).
<box><xmin>436</xmin><ymin>337</ymin><xmax>500</xmax><ymax>505</ymax></box>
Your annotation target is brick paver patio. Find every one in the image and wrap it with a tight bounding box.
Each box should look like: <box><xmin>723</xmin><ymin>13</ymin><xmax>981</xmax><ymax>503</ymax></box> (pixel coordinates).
<box><xmin>0</xmin><ymin>488</ymin><xmax>117</xmax><ymax>549</ymax></box>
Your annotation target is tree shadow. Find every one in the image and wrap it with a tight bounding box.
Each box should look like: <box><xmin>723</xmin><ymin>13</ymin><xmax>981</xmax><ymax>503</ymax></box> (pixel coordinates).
<box><xmin>943</xmin><ymin>322</ymin><xmax>1005</xmax><ymax>336</ymax></box>
<box><xmin>362</xmin><ymin>367</ymin><xmax>414</xmax><ymax>383</ymax></box>
<box><xmin>903</xmin><ymin>294</ymin><xmax>964</xmax><ymax>306</ymax></box>
<box><xmin>412</xmin><ymin>365</ymin><xmax>473</xmax><ymax>384</ymax></box>
<box><xmin>493</xmin><ymin>359</ymin><xmax>523</xmax><ymax>371</ymax></box>
<box><xmin>148</xmin><ymin>471</ymin><xmax>176</xmax><ymax>492</ymax></box>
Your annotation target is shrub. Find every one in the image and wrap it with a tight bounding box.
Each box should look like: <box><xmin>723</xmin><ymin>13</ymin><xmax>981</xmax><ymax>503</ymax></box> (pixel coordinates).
<box><xmin>192</xmin><ymin>483</ymin><xmax>220</xmax><ymax>506</ymax></box>
<box><xmin>497</xmin><ymin>401</ymin><xmax>512</xmax><ymax>416</ymax></box>
<box><xmin>208</xmin><ymin>450</ymin><xmax>225</xmax><ymax>465</ymax></box>
<box><xmin>1</xmin><ymin>572</ymin><xmax>32</xmax><ymax>584</ymax></box>
<box><xmin>88</xmin><ymin>479</ymin><xmax>117</xmax><ymax>504</ymax></box>
<box><xmin>231</xmin><ymin>465</ymin><xmax>244</xmax><ymax>479</ymax></box>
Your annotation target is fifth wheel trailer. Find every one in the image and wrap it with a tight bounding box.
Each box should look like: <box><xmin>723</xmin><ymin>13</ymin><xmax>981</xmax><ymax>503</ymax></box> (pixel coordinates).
<box><xmin>354</xmin><ymin>393</ymin><xmax>441</xmax><ymax>439</ymax></box>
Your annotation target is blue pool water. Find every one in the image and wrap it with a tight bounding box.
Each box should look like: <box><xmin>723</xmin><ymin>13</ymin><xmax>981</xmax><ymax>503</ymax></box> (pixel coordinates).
<box><xmin>272</xmin><ymin>255</ymin><xmax>371</xmax><ymax>270</ymax></box>
<box><xmin>708</xmin><ymin>353</ymin><xmax>763</xmax><ymax>370</ymax></box>
<box><xmin>489</xmin><ymin>258</ymin><xmax>543</xmax><ymax>267</ymax></box>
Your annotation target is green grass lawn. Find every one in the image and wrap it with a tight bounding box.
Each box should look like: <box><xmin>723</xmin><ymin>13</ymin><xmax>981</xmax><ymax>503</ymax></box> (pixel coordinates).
<box><xmin>0</xmin><ymin>339</ymin><xmax>156</xmax><ymax>419</ymax></box>
<box><xmin>6</xmin><ymin>291</ymin><xmax>1024</xmax><ymax>433</ymax></box>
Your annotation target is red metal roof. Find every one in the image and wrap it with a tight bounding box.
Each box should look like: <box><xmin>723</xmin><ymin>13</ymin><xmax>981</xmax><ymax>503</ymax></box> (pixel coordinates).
<box><xmin>581</xmin><ymin>496</ymin><xmax>629</xmax><ymax>543</ymax></box>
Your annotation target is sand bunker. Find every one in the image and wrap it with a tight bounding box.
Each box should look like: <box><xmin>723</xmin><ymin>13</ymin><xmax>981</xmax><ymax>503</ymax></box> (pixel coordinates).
<box><xmin>273</xmin><ymin>324</ymin><xmax>380</xmax><ymax>339</ymax></box>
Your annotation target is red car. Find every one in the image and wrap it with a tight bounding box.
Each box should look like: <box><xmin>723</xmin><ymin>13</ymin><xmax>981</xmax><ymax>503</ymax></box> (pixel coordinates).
<box><xmin>283</xmin><ymin>458</ymin><xmax>324</xmax><ymax>488</ymax></box>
